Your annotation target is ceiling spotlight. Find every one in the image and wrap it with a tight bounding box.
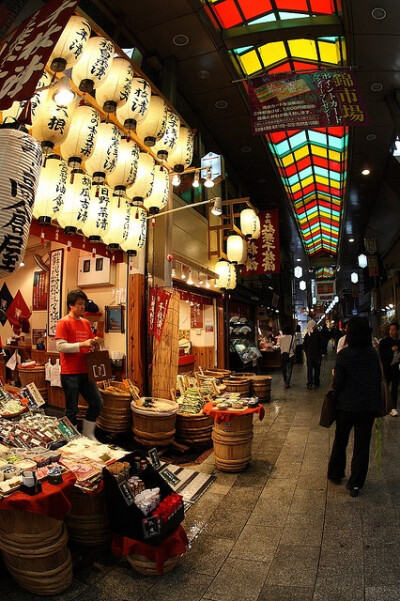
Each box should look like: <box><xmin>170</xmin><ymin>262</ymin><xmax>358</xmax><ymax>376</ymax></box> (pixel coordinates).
<box><xmin>204</xmin><ymin>171</ymin><xmax>214</xmax><ymax>188</ymax></box>
<box><xmin>211</xmin><ymin>197</ymin><xmax>222</xmax><ymax>216</ymax></box>
<box><xmin>187</xmin><ymin>269</ymin><xmax>194</xmax><ymax>285</ymax></box>
<box><xmin>173</xmin><ymin>34</ymin><xmax>189</xmax><ymax>46</ymax></box>
<box><xmin>20</xmin><ymin>261</ymin><xmax>25</xmax><ymax>267</ymax></box>
<box><xmin>205</xmin><ymin>277</ymin><xmax>211</xmax><ymax>288</ymax></box>
<box><xmin>349</xmin><ymin>238</ymin><xmax>355</xmax><ymax>243</ymax></box>
<box><xmin>181</xmin><ymin>264</ymin><xmax>186</xmax><ymax>280</ymax></box>
<box><xmin>371</xmin><ymin>7</ymin><xmax>386</xmax><ymax>20</ymax></box>
<box><xmin>215</xmin><ymin>100</ymin><xmax>228</xmax><ymax>109</ymax></box>
<box><xmin>192</xmin><ymin>169</ymin><xmax>200</xmax><ymax>188</ymax></box>
<box><xmin>370</xmin><ymin>82</ymin><xmax>383</xmax><ymax>92</ymax></box>
<box><xmin>361</xmin><ymin>168</ymin><xmax>371</xmax><ymax>176</ymax></box>
<box><xmin>172</xmin><ymin>173</ymin><xmax>181</xmax><ymax>187</ymax></box>
<box><xmin>296</xmin><ymin>258</ymin><xmax>301</xmax><ymax>262</ymax></box>
<box><xmin>53</xmin><ymin>76</ymin><xmax>76</xmax><ymax>105</ymax></box>
<box><xmin>334</xmin><ymin>295</ymin><xmax>339</xmax><ymax>303</ymax></box>
<box><xmin>171</xmin><ymin>267</ymin><xmax>176</xmax><ymax>278</ymax></box>
<box><xmin>198</xmin><ymin>273</ymin><xmax>204</xmax><ymax>285</ymax></box>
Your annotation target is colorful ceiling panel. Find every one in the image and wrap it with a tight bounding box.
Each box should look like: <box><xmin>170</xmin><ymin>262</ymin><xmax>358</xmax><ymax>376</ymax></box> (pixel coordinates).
<box><xmin>205</xmin><ymin>0</ymin><xmax>347</xmax><ymax>257</ymax></box>
<box><xmin>315</xmin><ymin>267</ymin><xmax>335</xmax><ymax>278</ymax></box>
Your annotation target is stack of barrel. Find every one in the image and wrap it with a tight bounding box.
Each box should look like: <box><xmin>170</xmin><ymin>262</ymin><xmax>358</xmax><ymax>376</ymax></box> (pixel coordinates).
<box><xmin>17</xmin><ymin>365</ymin><xmax>47</xmax><ymax>403</ymax></box>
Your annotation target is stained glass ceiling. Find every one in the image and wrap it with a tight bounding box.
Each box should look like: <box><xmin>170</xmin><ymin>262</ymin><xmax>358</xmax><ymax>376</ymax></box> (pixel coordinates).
<box><xmin>315</xmin><ymin>267</ymin><xmax>335</xmax><ymax>279</ymax></box>
<box><xmin>205</xmin><ymin>0</ymin><xmax>347</xmax><ymax>257</ymax></box>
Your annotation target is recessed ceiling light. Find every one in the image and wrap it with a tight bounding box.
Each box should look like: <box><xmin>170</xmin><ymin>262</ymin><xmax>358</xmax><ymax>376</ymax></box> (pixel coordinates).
<box><xmin>371</xmin><ymin>7</ymin><xmax>387</xmax><ymax>20</ymax></box>
<box><xmin>197</xmin><ymin>70</ymin><xmax>210</xmax><ymax>79</ymax></box>
<box><xmin>366</xmin><ymin>134</ymin><xmax>377</xmax><ymax>141</ymax></box>
<box><xmin>361</xmin><ymin>168</ymin><xmax>371</xmax><ymax>175</ymax></box>
<box><xmin>173</xmin><ymin>34</ymin><xmax>189</xmax><ymax>46</ymax></box>
<box><xmin>371</xmin><ymin>82</ymin><xmax>383</xmax><ymax>92</ymax></box>
<box><xmin>240</xmin><ymin>145</ymin><xmax>252</xmax><ymax>153</ymax></box>
<box><xmin>349</xmin><ymin>238</ymin><xmax>355</xmax><ymax>243</ymax></box>
<box><xmin>296</xmin><ymin>258</ymin><xmax>301</xmax><ymax>262</ymax></box>
<box><xmin>215</xmin><ymin>100</ymin><xmax>228</xmax><ymax>109</ymax></box>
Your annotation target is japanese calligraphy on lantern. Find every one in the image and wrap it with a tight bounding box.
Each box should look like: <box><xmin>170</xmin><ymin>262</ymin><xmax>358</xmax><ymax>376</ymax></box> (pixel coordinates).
<box><xmin>47</xmin><ymin>248</ymin><xmax>63</xmax><ymax>336</ymax></box>
<box><xmin>0</xmin><ymin>0</ymin><xmax>79</xmax><ymax>110</ymax></box>
<box><xmin>248</xmin><ymin>70</ymin><xmax>368</xmax><ymax>134</ymax></box>
<box><xmin>244</xmin><ymin>210</ymin><xmax>280</xmax><ymax>275</ymax></box>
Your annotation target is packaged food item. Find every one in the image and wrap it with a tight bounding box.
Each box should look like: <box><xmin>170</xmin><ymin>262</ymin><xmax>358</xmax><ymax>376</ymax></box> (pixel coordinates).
<box><xmin>134</xmin><ymin>487</ymin><xmax>160</xmax><ymax>516</ymax></box>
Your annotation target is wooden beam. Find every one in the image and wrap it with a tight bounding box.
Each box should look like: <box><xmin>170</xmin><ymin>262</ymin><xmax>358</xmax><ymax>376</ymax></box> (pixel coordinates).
<box><xmin>127</xmin><ymin>273</ymin><xmax>146</xmax><ymax>394</ymax></box>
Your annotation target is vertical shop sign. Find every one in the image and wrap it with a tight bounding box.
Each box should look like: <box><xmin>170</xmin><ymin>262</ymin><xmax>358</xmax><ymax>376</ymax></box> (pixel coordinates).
<box><xmin>148</xmin><ymin>287</ymin><xmax>157</xmax><ymax>335</ymax></box>
<box><xmin>0</xmin><ymin>0</ymin><xmax>79</xmax><ymax>110</ymax></box>
<box><xmin>190</xmin><ymin>304</ymin><xmax>204</xmax><ymax>329</ymax></box>
<box><xmin>47</xmin><ymin>248</ymin><xmax>63</xmax><ymax>336</ymax></box>
<box><xmin>244</xmin><ymin>210</ymin><xmax>280</xmax><ymax>275</ymax></box>
<box><xmin>153</xmin><ymin>289</ymin><xmax>171</xmax><ymax>342</ymax></box>
<box><xmin>32</xmin><ymin>270</ymin><xmax>48</xmax><ymax>311</ymax></box>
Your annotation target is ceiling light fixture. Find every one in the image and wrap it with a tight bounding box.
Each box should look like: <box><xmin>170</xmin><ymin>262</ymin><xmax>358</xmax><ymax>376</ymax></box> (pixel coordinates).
<box><xmin>187</xmin><ymin>269</ymin><xmax>194</xmax><ymax>285</ymax></box>
<box><xmin>204</xmin><ymin>171</ymin><xmax>214</xmax><ymax>188</ymax></box>
<box><xmin>205</xmin><ymin>277</ymin><xmax>211</xmax><ymax>288</ymax></box>
<box><xmin>370</xmin><ymin>82</ymin><xmax>383</xmax><ymax>92</ymax></box>
<box><xmin>371</xmin><ymin>7</ymin><xmax>387</xmax><ymax>20</ymax></box>
<box><xmin>53</xmin><ymin>76</ymin><xmax>76</xmax><ymax>105</ymax></box>
<box><xmin>197</xmin><ymin>70</ymin><xmax>210</xmax><ymax>79</ymax></box>
<box><xmin>358</xmin><ymin>253</ymin><xmax>368</xmax><ymax>268</ymax></box>
<box><xmin>240</xmin><ymin>145</ymin><xmax>252</xmax><ymax>153</ymax></box>
<box><xmin>366</xmin><ymin>134</ymin><xmax>377</xmax><ymax>141</ymax></box>
<box><xmin>349</xmin><ymin>238</ymin><xmax>355</xmax><ymax>243</ymax></box>
<box><xmin>215</xmin><ymin>100</ymin><xmax>228</xmax><ymax>109</ymax></box>
<box><xmin>192</xmin><ymin>169</ymin><xmax>199</xmax><ymax>188</ymax></box>
<box><xmin>172</xmin><ymin>173</ymin><xmax>181</xmax><ymax>187</ymax></box>
<box><xmin>296</xmin><ymin>258</ymin><xmax>301</xmax><ymax>262</ymax></box>
<box><xmin>211</xmin><ymin>197</ymin><xmax>222</xmax><ymax>216</ymax></box>
<box><xmin>351</xmin><ymin>272</ymin><xmax>359</xmax><ymax>284</ymax></box>
<box><xmin>173</xmin><ymin>34</ymin><xmax>189</xmax><ymax>46</ymax></box>
<box><xmin>180</xmin><ymin>264</ymin><xmax>186</xmax><ymax>280</ymax></box>
<box><xmin>361</xmin><ymin>168</ymin><xmax>371</xmax><ymax>175</ymax></box>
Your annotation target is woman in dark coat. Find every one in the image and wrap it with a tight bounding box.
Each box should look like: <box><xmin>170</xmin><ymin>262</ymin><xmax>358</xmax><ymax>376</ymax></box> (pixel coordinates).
<box><xmin>327</xmin><ymin>317</ymin><xmax>382</xmax><ymax>497</ymax></box>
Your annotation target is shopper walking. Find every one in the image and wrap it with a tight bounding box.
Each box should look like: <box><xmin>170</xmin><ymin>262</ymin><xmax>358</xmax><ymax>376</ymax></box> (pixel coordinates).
<box><xmin>279</xmin><ymin>325</ymin><xmax>296</xmax><ymax>388</ymax></box>
<box><xmin>379</xmin><ymin>321</ymin><xmax>400</xmax><ymax>416</ymax></box>
<box><xmin>327</xmin><ymin>317</ymin><xmax>382</xmax><ymax>497</ymax></box>
<box><xmin>336</xmin><ymin>321</ymin><xmax>349</xmax><ymax>354</ymax></box>
<box><xmin>303</xmin><ymin>319</ymin><xmax>324</xmax><ymax>389</ymax></box>
<box><xmin>55</xmin><ymin>289</ymin><xmax>103</xmax><ymax>439</ymax></box>
<box><xmin>294</xmin><ymin>324</ymin><xmax>303</xmax><ymax>364</ymax></box>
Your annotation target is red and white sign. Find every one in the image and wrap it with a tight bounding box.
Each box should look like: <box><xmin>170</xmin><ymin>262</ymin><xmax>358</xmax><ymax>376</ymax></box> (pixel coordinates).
<box><xmin>190</xmin><ymin>304</ymin><xmax>204</xmax><ymax>329</ymax></box>
<box><xmin>244</xmin><ymin>210</ymin><xmax>280</xmax><ymax>275</ymax></box>
<box><xmin>0</xmin><ymin>0</ymin><xmax>79</xmax><ymax>110</ymax></box>
<box><xmin>153</xmin><ymin>289</ymin><xmax>171</xmax><ymax>342</ymax></box>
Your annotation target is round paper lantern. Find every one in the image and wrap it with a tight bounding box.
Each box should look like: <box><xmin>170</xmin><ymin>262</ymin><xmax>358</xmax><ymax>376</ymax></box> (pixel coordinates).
<box><xmin>126</xmin><ymin>151</ymin><xmax>155</xmax><ymax>201</ymax></box>
<box><xmin>227</xmin><ymin>234</ymin><xmax>247</xmax><ymax>265</ymax></box>
<box><xmin>81</xmin><ymin>183</ymin><xmax>111</xmax><ymax>242</ymax></box>
<box><xmin>56</xmin><ymin>169</ymin><xmax>91</xmax><ymax>234</ymax></box>
<box><xmin>106</xmin><ymin>137</ymin><xmax>139</xmax><ymax>192</ymax></box>
<box><xmin>153</xmin><ymin>111</ymin><xmax>180</xmax><ymax>161</ymax></box>
<box><xmin>136</xmin><ymin>95</ymin><xmax>167</xmax><ymax>147</ymax></box>
<box><xmin>168</xmin><ymin>124</ymin><xmax>194</xmax><ymax>172</ymax></box>
<box><xmin>60</xmin><ymin>104</ymin><xmax>100</xmax><ymax>167</ymax></box>
<box><xmin>0</xmin><ymin>122</ymin><xmax>42</xmax><ymax>277</ymax></box>
<box><xmin>95</xmin><ymin>57</ymin><xmax>133</xmax><ymax>113</ymax></box>
<box><xmin>102</xmin><ymin>194</ymin><xmax>129</xmax><ymax>249</ymax></box>
<box><xmin>71</xmin><ymin>36</ymin><xmax>115</xmax><ymax>93</ymax></box>
<box><xmin>120</xmin><ymin>204</ymin><xmax>147</xmax><ymax>256</ymax></box>
<box><xmin>31</xmin><ymin>96</ymin><xmax>75</xmax><ymax>152</ymax></box>
<box><xmin>84</xmin><ymin>122</ymin><xmax>120</xmax><ymax>182</ymax></box>
<box><xmin>143</xmin><ymin>165</ymin><xmax>169</xmax><ymax>213</ymax></box>
<box><xmin>116</xmin><ymin>77</ymin><xmax>151</xmax><ymax>131</ymax></box>
<box><xmin>215</xmin><ymin>260</ymin><xmax>231</xmax><ymax>289</ymax></box>
<box><xmin>33</xmin><ymin>154</ymin><xmax>68</xmax><ymax>224</ymax></box>
<box><xmin>240</xmin><ymin>208</ymin><xmax>260</xmax><ymax>240</ymax></box>
<box><xmin>48</xmin><ymin>15</ymin><xmax>91</xmax><ymax>72</ymax></box>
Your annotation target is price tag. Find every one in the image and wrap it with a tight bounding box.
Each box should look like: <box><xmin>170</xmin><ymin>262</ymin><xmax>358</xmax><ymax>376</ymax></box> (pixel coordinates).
<box><xmin>118</xmin><ymin>481</ymin><xmax>135</xmax><ymax>506</ymax></box>
<box><xmin>142</xmin><ymin>516</ymin><xmax>161</xmax><ymax>540</ymax></box>
<box><xmin>148</xmin><ymin>447</ymin><xmax>161</xmax><ymax>470</ymax></box>
<box><xmin>25</xmin><ymin>382</ymin><xmax>46</xmax><ymax>407</ymax></box>
<box><xmin>160</xmin><ymin>467</ymin><xmax>180</xmax><ymax>486</ymax></box>
<box><xmin>57</xmin><ymin>417</ymin><xmax>80</xmax><ymax>440</ymax></box>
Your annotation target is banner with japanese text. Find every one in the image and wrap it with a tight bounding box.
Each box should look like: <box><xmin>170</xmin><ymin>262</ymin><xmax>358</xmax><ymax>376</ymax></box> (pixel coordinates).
<box><xmin>0</xmin><ymin>0</ymin><xmax>79</xmax><ymax>110</ymax></box>
<box><xmin>248</xmin><ymin>70</ymin><xmax>368</xmax><ymax>134</ymax></box>
<box><xmin>244</xmin><ymin>210</ymin><xmax>280</xmax><ymax>275</ymax></box>
<box><xmin>148</xmin><ymin>288</ymin><xmax>157</xmax><ymax>335</ymax></box>
<box><xmin>153</xmin><ymin>289</ymin><xmax>171</xmax><ymax>342</ymax></box>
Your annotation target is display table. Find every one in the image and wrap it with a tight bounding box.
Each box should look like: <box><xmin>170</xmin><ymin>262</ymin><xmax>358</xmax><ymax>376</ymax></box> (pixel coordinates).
<box><xmin>259</xmin><ymin>348</ymin><xmax>281</xmax><ymax>370</ymax></box>
<box><xmin>203</xmin><ymin>402</ymin><xmax>264</xmax><ymax>472</ymax></box>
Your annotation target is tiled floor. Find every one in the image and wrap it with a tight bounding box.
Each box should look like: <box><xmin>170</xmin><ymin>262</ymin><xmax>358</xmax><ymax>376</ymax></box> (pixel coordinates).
<box><xmin>2</xmin><ymin>350</ymin><xmax>400</xmax><ymax>600</ymax></box>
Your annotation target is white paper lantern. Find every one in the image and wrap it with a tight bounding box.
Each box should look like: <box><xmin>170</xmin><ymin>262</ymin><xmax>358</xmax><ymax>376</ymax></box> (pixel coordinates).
<box><xmin>0</xmin><ymin>123</ymin><xmax>42</xmax><ymax>277</ymax></box>
<box><xmin>143</xmin><ymin>165</ymin><xmax>169</xmax><ymax>213</ymax></box>
<box><xmin>31</xmin><ymin>96</ymin><xmax>75</xmax><ymax>152</ymax></box>
<box><xmin>72</xmin><ymin>36</ymin><xmax>115</xmax><ymax>93</ymax></box>
<box><xmin>48</xmin><ymin>15</ymin><xmax>91</xmax><ymax>72</ymax></box>
<box><xmin>240</xmin><ymin>208</ymin><xmax>260</xmax><ymax>240</ymax></box>
<box><xmin>30</xmin><ymin>70</ymin><xmax>53</xmax><ymax>122</ymax></box>
<box><xmin>168</xmin><ymin>124</ymin><xmax>194</xmax><ymax>172</ymax></box>
<box><xmin>215</xmin><ymin>260</ymin><xmax>231</xmax><ymax>289</ymax></box>
<box><xmin>95</xmin><ymin>57</ymin><xmax>133</xmax><ymax>113</ymax></box>
<box><xmin>60</xmin><ymin>104</ymin><xmax>100</xmax><ymax>167</ymax></box>
<box><xmin>120</xmin><ymin>204</ymin><xmax>147</xmax><ymax>255</ymax></box>
<box><xmin>84</xmin><ymin>122</ymin><xmax>120</xmax><ymax>182</ymax></box>
<box><xmin>56</xmin><ymin>169</ymin><xmax>91</xmax><ymax>234</ymax></box>
<box><xmin>126</xmin><ymin>151</ymin><xmax>155</xmax><ymax>201</ymax></box>
<box><xmin>33</xmin><ymin>154</ymin><xmax>68</xmax><ymax>224</ymax></box>
<box><xmin>81</xmin><ymin>184</ymin><xmax>111</xmax><ymax>242</ymax></box>
<box><xmin>136</xmin><ymin>95</ymin><xmax>167</xmax><ymax>147</ymax></box>
<box><xmin>106</xmin><ymin>137</ymin><xmax>140</xmax><ymax>192</ymax></box>
<box><xmin>116</xmin><ymin>77</ymin><xmax>151</xmax><ymax>131</ymax></box>
<box><xmin>227</xmin><ymin>234</ymin><xmax>247</xmax><ymax>264</ymax></box>
<box><xmin>153</xmin><ymin>111</ymin><xmax>180</xmax><ymax>161</ymax></box>
<box><xmin>102</xmin><ymin>194</ymin><xmax>129</xmax><ymax>248</ymax></box>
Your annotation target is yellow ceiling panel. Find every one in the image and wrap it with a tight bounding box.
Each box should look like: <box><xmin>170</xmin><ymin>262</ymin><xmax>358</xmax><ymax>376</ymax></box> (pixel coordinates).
<box><xmin>288</xmin><ymin>39</ymin><xmax>318</xmax><ymax>61</ymax></box>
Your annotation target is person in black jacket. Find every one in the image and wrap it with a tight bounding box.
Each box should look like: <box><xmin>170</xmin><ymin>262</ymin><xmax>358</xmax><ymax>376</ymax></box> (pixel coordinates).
<box><xmin>379</xmin><ymin>321</ymin><xmax>400</xmax><ymax>417</ymax></box>
<box><xmin>327</xmin><ymin>317</ymin><xmax>382</xmax><ymax>497</ymax></box>
<box><xmin>303</xmin><ymin>319</ymin><xmax>324</xmax><ymax>389</ymax></box>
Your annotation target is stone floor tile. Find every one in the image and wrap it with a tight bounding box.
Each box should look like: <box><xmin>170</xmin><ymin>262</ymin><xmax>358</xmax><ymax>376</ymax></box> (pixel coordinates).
<box><xmin>266</xmin><ymin>544</ymin><xmax>320</xmax><ymax>587</ymax></box>
<box><xmin>180</xmin><ymin>536</ymin><xmax>235</xmax><ymax>576</ymax></box>
<box><xmin>364</xmin><ymin>542</ymin><xmax>400</xmax><ymax>586</ymax></box>
<box><xmin>202</xmin><ymin>507</ymin><xmax>252</xmax><ymax>539</ymax></box>
<box><xmin>230</xmin><ymin>524</ymin><xmax>281</xmax><ymax>562</ymax></box>
<box><xmin>138</xmin><ymin>570</ymin><xmax>213</xmax><ymax>601</ymax></box>
<box><xmin>257</xmin><ymin>585</ymin><xmax>314</xmax><ymax>601</ymax></box>
<box><xmin>8</xmin><ymin>578</ymin><xmax>89</xmax><ymax>601</ymax></box>
<box><xmin>216</xmin><ymin>484</ymin><xmax>262</xmax><ymax>512</ymax></box>
<box><xmin>365</xmin><ymin>586</ymin><xmax>400</xmax><ymax>601</ymax></box>
<box><xmin>280</xmin><ymin>513</ymin><xmax>324</xmax><ymax>546</ymax></box>
<box><xmin>203</xmin><ymin>558</ymin><xmax>268</xmax><ymax>601</ymax></box>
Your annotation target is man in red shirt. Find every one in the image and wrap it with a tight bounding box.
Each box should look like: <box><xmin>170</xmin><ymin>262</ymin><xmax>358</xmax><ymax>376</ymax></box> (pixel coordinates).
<box><xmin>55</xmin><ymin>290</ymin><xmax>102</xmax><ymax>439</ymax></box>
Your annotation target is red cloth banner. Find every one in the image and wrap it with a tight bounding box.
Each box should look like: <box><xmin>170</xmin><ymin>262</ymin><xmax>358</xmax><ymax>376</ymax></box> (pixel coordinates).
<box><xmin>190</xmin><ymin>304</ymin><xmax>203</xmax><ymax>328</ymax></box>
<box><xmin>244</xmin><ymin>209</ymin><xmax>280</xmax><ymax>275</ymax></box>
<box><xmin>153</xmin><ymin>289</ymin><xmax>171</xmax><ymax>342</ymax></box>
<box><xmin>248</xmin><ymin>69</ymin><xmax>368</xmax><ymax>134</ymax></box>
<box><xmin>6</xmin><ymin>289</ymin><xmax>31</xmax><ymax>326</ymax></box>
<box><xmin>0</xmin><ymin>0</ymin><xmax>79</xmax><ymax>110</ymax></box>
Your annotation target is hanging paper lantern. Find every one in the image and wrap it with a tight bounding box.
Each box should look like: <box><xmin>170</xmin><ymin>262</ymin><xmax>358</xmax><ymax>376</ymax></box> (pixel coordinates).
<box><xmin>227</xmin><ymin>234</ymin><xmax>247</xmax><ymax>264</ymax></box>
<box><xmin>153</xmin><ymin>111</ymin><xmax>180</xmax><ymax>161</ymax></box>
<box><xmin>72</xmin><ymin>36</ymin><xmax>115</xmax><ymax>93</ymax></box>
<box><xmin>116</xmin><ymin>77</ymin><xmax>151</xmax><ymax>131</ymax></box>
<box><xmin>30</xmin><ymin>70</ymin><xmax>53</xmax><ymax>122</ymax></box>
<box><xmin>48</xmin><ymin>15</ymin><xmax>91</xmax><ymax>72</ymax></box>
<box><xmin>60</xmin><ymin>104</ymin><xmax>100</xmax><ymax>167</ymax></box>
<box><xmin>168</xmin><ymin>124</ymin><xmax>194</xmax><ymax>172</ymax></box>
<box><xmin>95</xmin><ymin>57</ymin><xmax>134</xmax><ymax>113</ymax></box>
<box><xmin>81</xmin><ymin>184</ymin><xmax>111</xmax><ymax>242</ymax></box>
<box><xmin>143</xmin><ymin>165</ymin><xmax>169</xmax><ymax>213</ymax></box>
<box><xmin>240</xmin><ymin>208</ymin><xmax>260</xmax><ymax>240</ymax></box>
<box><xmin>215</xmin><ymin>260</ymin><xmax>231</xmax><ymax>289</ymax></box>
<box><xmin>0</xmin><ymin>100</ymin><xmax>27</xmax><ymax>124</ymax></box>
<box><xmin>56</xmin><ymin>169</ymin><xmax>91</xmax><ymax>234</ymax></box>
<box><xmin>84</xmin><ymin>121</ymin><xmax>120</xmax><ymax>183</ymax></box>
<box><xmin>102</xmin><ymin>194</ymin><xmax>129</xmax><ymax>249</ymax></box>
<box><xmin>31</xmin><ymin>96</ymin><xmax>75</xmax><ymax>152</ymax></box>
<box><xmin>0</xmin><ymin>122</ymin><xmax>42</xmax><ymax>277</ymax></box>
<box><xmin>106</xmin><ymin>137</ymin><xmax>140</xmax><ymax>192</ymax></box>
<box><xmin>126</xmin><ymin>151</ymin><xmax>155</xmax><ymax>202</ymax></box>
<box><xmin>120</xmin><ymin>204</ymin><xmax>147</xmax><ymax>256</ymax></box>
<box><xmin>33</xmin><ymin>154</ymin><xmax>68</xmax><ymax>225</ymax></box>
<box><xmin>136</xmin><ymin>95</ymin><xmax>167</xmax><ymax>147</ymax></box>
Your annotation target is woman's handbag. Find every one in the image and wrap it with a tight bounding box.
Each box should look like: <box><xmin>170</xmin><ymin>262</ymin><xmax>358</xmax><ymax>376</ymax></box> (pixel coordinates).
<box><xmin>319</xmin><ymin>388</ymin><xmax>337</xmax><ymax>427</ymax></box>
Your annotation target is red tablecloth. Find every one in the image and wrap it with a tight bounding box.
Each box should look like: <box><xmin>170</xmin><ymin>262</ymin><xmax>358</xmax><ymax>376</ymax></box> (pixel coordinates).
<box><xmin>112</xmin><ymin>525</ymin><xmax>188</xmax><ymax>574</ymax></box>
<box><xmin>178</xmin><ymin>354</ymin><xmax>195</xmax><ymax>366</ymax></box>
<box><xmin>202</xmin><ymin>401</ymin><xmax>265</xmax><ymax>424</ymax></box>
<box><xmin>0</xmin><ymin>472</ymin><xmax>76</xmax><ymax>521</ymax></box>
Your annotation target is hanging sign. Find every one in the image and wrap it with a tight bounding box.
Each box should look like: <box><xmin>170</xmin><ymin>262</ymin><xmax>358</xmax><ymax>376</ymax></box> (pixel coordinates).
<box><xmin>32</xmin><ymin>270</ymin><xmax>48</xmax><ymax>311</ymax></box>
<box><xmin>367</xmin><ymin>255</ymin><xmax>379</xmax><ymax>278</ymax></box>
<box><xmin>190</xmin><ymin>304</ymin><xmax>204</xmax><ymax>329</ymax></box>
<box><xmin>47</xmin><ymin>248</ymin><xmax>63</xmax><ymax>336</ymax></box>
<box><xmin>148</xmin><ymin>287</ymin><xmax>157</xmax><ymax>335</ymax></box>
<box><xmin>153</xmin><ymin>289</ymin><xmax>171</xmax><ymax>342</ymax></box>
<box><xmin>248</xmin><ymin>70</ymin><xmax>368</xmax><ymax>134</ymax></box>
<box><xmin>0</xmin><ymin>0</ymin><xmax>79</xmax><ymax>110</ymax></box>
<box><xmin>244</xmin><ymin>210</ymin><xmax>280</xmax><ymax>275</ymax></box>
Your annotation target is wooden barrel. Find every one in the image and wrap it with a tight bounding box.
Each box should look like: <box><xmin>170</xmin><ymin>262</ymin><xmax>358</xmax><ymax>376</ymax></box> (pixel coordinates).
<box><xmin>17</xmin><ymin>365</ymin><xmax>47</xmax><ymax>402</ymax></box>
<box><xmin>250</xmin><ymin>375</ymin><xmax>272</xmax><ymax>401</ymax></box>
<box><xmin>204</xmin><ymin>368</ymin><xmax>231</xmax><ymax>379</ymax></box>
<box><xmin>131</xmin><ymin>399</ymin><xmax>178</xmax><ymax>448</ymax></box>
<box><xmin>127</xmin><ymin>553</ymin><xmax>180</xmax><ymax>575</ymax></box>
<box><xmin>223</xmin><ymin>378</ymin><xmax>251</xmax><ymax>396</ymax></box>
<box><xmin>230</xmin><ymin>372</ymin><xmax>255</xmax><ymax>379</ymax></box>
<box><xmin>212</xmin><ymin>413</ymin><xmax>254</xmax><ymax>472</ymax></box>
<box><xmin>65</xmin><ymin>489</ymin><xmax>111</xmax><ymax>546</ymax></box>
<box><xmin>0</xmin><ymin>510</ymin><xmax>72</xmax><ymax>595</ymax></box>
<box><xmin>175</xmin><ymin>413</ymin><xmax>213</xmax><ymax>447</ymax></box>
<box><xmin>96</xmin><ymin>381</ymin><xmax>132</xmax><ymax>433</ymax></box>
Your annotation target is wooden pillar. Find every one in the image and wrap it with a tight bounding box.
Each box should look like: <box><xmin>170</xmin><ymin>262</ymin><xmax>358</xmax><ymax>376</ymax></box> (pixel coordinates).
<box><xmin>216</xmin><ymin>296</ymin><xmax>226</xmax><ymax>369</ymax></box>
<box><xmin>151</xmin><ymin>289</ymin><xmax>179</xmax><ymax>399</ymax></box>
<box><xmin>127</xmin><ymin>271</ymin><xmax>146</xmax><ymax>394</ymax></box>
